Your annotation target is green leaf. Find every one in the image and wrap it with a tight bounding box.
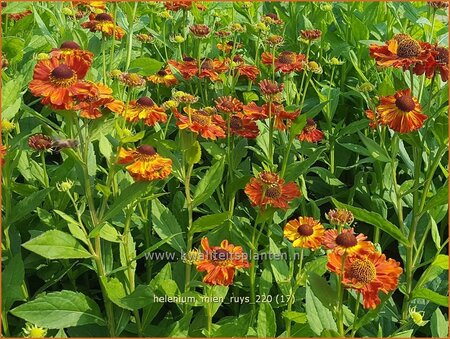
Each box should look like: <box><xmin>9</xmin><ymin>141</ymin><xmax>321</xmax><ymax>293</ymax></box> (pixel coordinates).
<box><xmin>192</xmin><ymin>158</ymin><xmax>225</xmax><ymax>208</ymax></box>
<box><xmin>5</xmin><ymin>188</ymin><xmax>53</xmax><ymax>227</ymax></box>
<box><xmin>257</xmin><ymin>302</ymin><xmax>276</xmax><ymax>337</ymax></box>
<box><xmin>151</xmin><ymin>199</ymin><xmax>186</xmax><ymax>252</ymax></box>
<box><xmin>101</xmin><ymin>182</ymin><xmax>152</xmax><ymax>222</ymax></box>
<box><xmin>431</xmin><ymin>308</ymin><xmax>448</xmax><ymax>338</ymax></box>
<box><xmin>307</xmin><ymin>272</ymin><xmax>336</xmax><ymax>309</ymax></box>
<box><xmin>2</xmin><ymin>255</ymin><xmax>25</xmax><ymax>311</ymax></box>
<box><xmin>168</xmin><ymin>311</ymin><xmax>193</xmax><ymax>337</ymax></box>
<box><xmin>411</xmin><ymin>288</ymin><xmax>448</xmax><ymax>307</ymax></box>
<box><xmin>269</xmin><ymin>239</ymin><xmax>290</xmax><ymax>296</ymax></box>
<box><xmin>2</xmin><ymin>36</ymin><xmax>25</xmax><ymax>64</ymax></box>
<box><xmin>259</xmin><ymin>268</ymin><xmax>273</xmax><ymax>295</ymax></box>
<box><xmin>101</xmin><ymin>277</ymin><xmax>130</xmax><ymax>310</ymax></box>
<box><xmin>132</xmin><ymin>233</ymin><xmax>182</xmax><ymax>261</ymax></box>
<box><xmin>22</xmin><ymin>230</ymin><xmax>92</xmax><ymax>259</ymax></box>
<box><xmin>391</xmin><ymin>330</ymin><xmax>414</xmax><ymax>338</ymax></box>
<box><xmin>358</xmin><ymin>132</ymin><xmax>391</xmax><ymax>162</ymax></box>
<box><xmin>191</xmin><ymin>213</ymin><xmax>229</xmax><ymax>233</ymax></box>
<box><xmin>285</xmin><ymin>148</ymin><xmax>325</xmax><ymax>182</ymax></box>
<box><xmin>212</xmin><ymin>312</ymin><xmax>252</xmax><ymax>337</ymax></box>
<box><xmin>331</xmin><ymin>198</ymin><xmax>408</xmax><ymax>245</ymax></box>
<box><xmin>129</xmin><ymin>57</ymin><xmax>164</xmax><ymax>76</ymax></box>
<box><xmin>186</xmin><ymin>140</ymin><xmax>202</xmax><ymax>164</ymax></box>
<box><xmin>305</xmin><ymin>286</ymin><xmax>337</xmax><ymax>335</ymax></box>
<box><xmin>32</xmin><ymin>7</ymin><xmax>57</xmax><ymax>47</ymax></box>
<box><xmin>415</xmin><ymin>255</ymin><xmax>448</xmax><ymax>290</ymax></box>
<box><xmin>423</xmin><ymin>183</ymin><xmax>448</xmax><ymax>212</ymax></box>
<box><xmin>283</xmin><ymin>311</ymin><xmax>307</xmax><ymax>324</ymax></box>
<box><xmin>10</xmin><ymin>290</ymin><xmax>105</xmax><ymax>328</ymax></box>
<box><xmin>430</xmin><ymin>216</ymin><xmax>441</xmax><ymax>249</ymax></box>
<box><xmin>309</xmin><ymin>167</ymin><xmax>345</xmax><ymax>186</ymax></box>
<box><xmin>121</xmin><ymin>285</ymin><xmax>156</xmax><ymax>310</ymax></box>
<box><xmin>243</xmin><ymin>91</ymin><xmax>259</xmax><ymax>103</ymax></box>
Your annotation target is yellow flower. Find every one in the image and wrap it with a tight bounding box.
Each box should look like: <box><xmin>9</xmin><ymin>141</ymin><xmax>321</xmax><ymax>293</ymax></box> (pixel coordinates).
<box><xmin>158</xmin><ymin>10</ymin><xmax>173</xmax><ymax>20</ymax></box>
<box><xmin>36</xmin><ymin>53</ymin><xmax>50</xmax><ymax>61</ymax></box>
<box><xmin>57</xmin><ymin>179</ymin><xmax>74</xmax><ymax>192</ymax></box>
<box><xmin>2</xmin><ymin>120</ymin><xmax>15</xmax><ymax>133</ymax></box>
<box><xmin>23</xmin><ymin>323</ymin><xmax>48</xmax><ymax>338</ymax></box>
<box><xmin>409</xmin><ymin>307</ymin><xmax>429</xmax><ymax>326</ymax></box>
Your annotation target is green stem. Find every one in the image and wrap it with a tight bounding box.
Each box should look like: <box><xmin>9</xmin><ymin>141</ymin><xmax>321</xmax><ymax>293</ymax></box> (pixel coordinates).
<box><xmin>350</xmin><ymin>292</ymin><xmax>361</xmax><ymax>337</ymax></box>
<box><xmin>102</xmin><ymin>36</ymin><xmax>107</xmax><ymax>83</ymax></box>
<box><xmin>206</xmin><ymin>286</ymin><xmax>214</xmax><ymax>336</ymax></box>
<box><xmin>125</xmin><ymin>2</ymin><xmax>138</xmax><ymax>70</ymax></box>
<box><xmin>109</xmin><ymin>3</ymin><xmax>118</xmax><ymax>72</ymax></box>
<box><xmin>337</xmin><ymin>254</ymin><xmax>346</xmax><ymax>336</ymax></box>
<box><xmin>286</xmin><ymin>248</ymin><xmax>304</xmax><ymax>337</ymax></box>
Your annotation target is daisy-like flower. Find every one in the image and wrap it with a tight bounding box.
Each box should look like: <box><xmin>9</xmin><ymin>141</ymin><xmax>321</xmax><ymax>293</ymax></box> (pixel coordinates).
<box><xmin>365</xmin><ymin>109</ymin><xmax>380</xmax><ymax>129</ymax></box>
<box><xmin>414</xmin><ymin>44</ymin><xmax>448</xmax><ymax>82</ymax></box>
<box><xmin>228</xmin><ymin>113</ymin><xmax>260</xmax><ymax>139</ymax></box>
<box><xmin>369</xmin><ymin>34</ymin><xmax>430</xmax><ymax>70</ymax></box>
<box><xmin>428</xmin><ymin>0</ymin><xmax>449</xmax><ymax>8</ymax></box>
<box><xmin>323</xmin><ymin>228</ymin><xmax>374</xmax><ymax>255</ymax></box>
<box><xmin>196</xmin><ymin>237</ymin><xmax>250</xmax><ymax>286</ymax></box>
<box><xmin>298</xmin><ymin>119</ymin><xmax>324</xmax><ymax>143</ymax></box>
<box><xmin>217</xmin><ymin>41</ymin><xmax>243</xmax><ymax>54</ymax></box>
<box><xmin>262</xmin><ymin>13</ymin><xmax>283</xmax><ymax>25</ymax></box>
<box><xmin>327</xmin><ymin>251</ymin><xmax>402</xmax><ymax>309</ymax></box>
<box><xmin>29</xmin><ymin>57</ymin><xmax>96</xmax><ymax>110</ymax></box>
<box><xmin>259</xmin><ymin>79</ymin><xmax>284</xmax><ymax>97</ymax></box>
<box><xmin>147</xmin><ymin>68</ymin><xmax>178</xmax><ymax>87</ymax></box>
<box><xmin>376</xmin><ymin>89</ymin><xmax>428</xmax><ymax>133</ymax></box>
<box><xmin>215</xmin><ymin>96</ymin><xmax>243</xmax><ymax>114</ymax></box>
<box><xmin>300</xmin><ymin>29</ymin><xmax>322</xmax><ymax>41</ymax></box>
<box><xmin>118</xmin><ymin>145</ymin><xmax>172</xmax><ymax>181</ymax></box>
<box><xmin>2</xmin><ymin>120</ymin><xmax>15</xmax><ymax>134</ymax></box>
<box><xmin>49</xmin><ymin>41</ymin><xmax>94</xmax><ymax>70</ymax></box>
<box><xmin>245</xmin><ymin>171</ymin><xmax>301</xmax><ymax>210</ymax></box>
<box><xmin>165</xmin><ymin>0</ymin><xmax>206</xmax><ymax>11</ymax></box>
<box><xmin>81</xmin><ymin>13</ymin><xmax>125</xmax><ymax>39</ymax></box>
<box><xmin>236</xmin><ymin>63</ymin><xmax>260</xmax><ymax>81</ymax></box>
<box><xmin>136</xmin><ymin>33</ymin><xmax>154</xmax><ymax>43</ymax></box>
<box><xmin>325</xmin><ymin>208</ymin><xmax>354</xmax><ymax>227</ymax></box>
<box><xmin>243</xmin><ymin>102</ymin><xmax>299</xmax><ymax>131</ymax></box>
<box><xmin>174</xmin><ymin>107</ymin><xmax>226</xmax><ymax>140</ymax></box>
<box><xmin>168</xmin><ymin>57</ymin><xmax>199</xmax><ymax>80</ymax></box>
<box><xmin>284</xmin><ymin>217</ymin><xmax>325</xmax><ymax>249</ymax></box>
<box><xmin>74</xmin><ymin>82</ymin><xmax>124</xmax><ymax>119</ymax></box>
<box><xmin>215</xmin><ymin>30</ymin><xmax>232</xmax><ymax>38</ymax></box>
<box><xmin>122</xmin><ymin>96</ymin><xmax>167</xmax><ymax>126</ymax></box>
<box><xmin>199</xmin><ymin>58</ymin><xmax>229</xmax><ymax>82</ymax></box>
<box><xmin>28</xmin><ymin>134</ymin><xmax>53</xmax><ymax>151</ymax></box>
<box><xmin>118</xmin><ymin>72</ymin><xmax>146</xmax><ymax>88</ymax></box>
<box><xmin>22</xmin><ymin>323</ymin><xmax>48</xmax><ymax>338</ymax></box>
<box><xmin>266</xmin><ymin>34</ymin><xmax>284</xmax><ymax>47</ymax></box>
<box><xmin>0</xmin><ymin>144</ymin><xmax>7</xmax><ymax>165</ymax></box>
<box><xmin>172</xmin><ymin>90</ymin><xmax>199</xmax><ymax>104</ymax></box>
<box><xmin>261</xmin><ymin>51</ymin><xmax>305</xmax><ymax>74</ymax></box>
<box><xmin>190</xmin><ymin>24</ymin><xmax>211</xmax><ymax>38</ymax></box>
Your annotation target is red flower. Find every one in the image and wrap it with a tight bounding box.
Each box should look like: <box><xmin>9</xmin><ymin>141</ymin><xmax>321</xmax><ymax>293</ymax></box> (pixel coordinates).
<box><xmin>413</xmin><ymin>44</ymin><xmax>448</xmax><ymax>82</ymax></box>
<box><xmin>236</xmin><ymin>63</ymin><xmax>260</xmax><ymax>81</ymax></box>
<box><xmin>29</xmin><ymin>57</ymin><xmax>95</xmax><ymax>110</ymax></box>
<box><xmin>49</xmin><ymin>41</ymin><xmax>94</xmax><ymax>71</ymax></box>
<box><xmin>198</xmin><ymin>58</ymin><xmax>229</xmax><ymax>82</ymax></box>
<box><xmin>8</xmin><ymin>10</ymin><xmax>32</xmax><ymax>21</ymax></box>
<box><xmin>121</xmin><ymin>97</ymin><xmax>167</xmax><ymax>126</ymax></box>
<box><xmin>174</xmin><ymin>107</ymin><xmax>226</xmax><ymax>140</ymax></box>
<box><xmin>365</xmin><ymin>109</ymin><xmax>380</xmax><ymax>129</ymax></box>
<box><xmin>168</xmin><ymin>57</ymin><xmax>199</xmax><ymax>80</ymax></box>
<box><xmin>147</xmin><ymin>68</ymin><xmax>178</xmax><ymax>87</ymax></box>
<box><xmin>261</xmin><ymin>51</ymin><xmax>305</xmax><ymax>73</ymax></box>
<box><xmin>228</xmin><ymin>113</ymin><xmax>260</xmax><ymax>139</ymax></box>
<box><xmin>243</xmin><ymin>102</ymin><xmax>299</xmax><ymax>131</ymax></box>
<box><xmin>74</xmin><ymin>82</ymin><xmax>124</xmax><ymax>119</ymax></box>
<box><xmin>298</xmin><ymin>119</ymin><xmax>324</xmax><ymax>142</ymax></box>
<box><xmin>215</xmin><ymin>96</ymin><xmax>243</xmax><ymax>113</ymax></box>
<box><xmin>81</xmin><ymin>13</ymin><xmax>125</xmax><ymax>39</ymax></box>
<box><xmin>245</xmin><ymin>171</ymin><xmax>301</xmax><ymax>210</ymax></box>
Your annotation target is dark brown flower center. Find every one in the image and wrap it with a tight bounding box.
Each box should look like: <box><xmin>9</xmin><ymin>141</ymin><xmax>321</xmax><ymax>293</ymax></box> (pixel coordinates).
<box><xmin>265</xmin><ymin>184</ymin><xmax>282</xmax><ymax>199</ymax></box>
<box><xmin>392</xmin><ymin>33</ymin><xmax>410</xmax><ymax>43</ymax></box>
<box><xmin>137</xmin><ymin>145</ymin><xmax>156</xmax><ymax>155</ymax></box>
<box><xmin>278</xmin><ymin>52</ymin><xmax>296</xmax><ymax>64</ymax></box>
<box><xmin>395</xmin><ymin>95</ymin><xmax>416</xmax><ymax>112</ymax></box>
<box><xmin>137</xmin><ymin>96</ymin><xmax>155</xmax><ymax>107</ymax></box>
<box><xmin>297</xmin><ymin>223</ymin><xmax>314</xmax><ymax>236</ymax></box>
<box><xmin>230</xmin><ymin>116</ymin><xmax>243</xmax><ymax>130</ymax></box>
<box><xmin>191</xmin><ymin>111</ymin><xmax>210</xmax><ymax>126</ymax></box>
<box><xmin>183</xmin><ymin>56</ymin><xmax>196</xmax><ymax>62</ymax></box>
<box><xmin>157</xmin><ymin>70</ymin><xmax>168</xmax><ymax>76</ymax></box>
<box><xmin>435</xmin><ymin>47</ymin><xmax>449</xmax><ymax>64</ymax></box>
<box><xmin>51</xmin><ymin>64</ymin><xmax>74</xmax><ymax>79</ymax></box>
<box><xmin>258</xmin><ymin>171</ymin><xmax>278</xmax><ymax>184</ymax></box>
<box><xmin>335</xmin><ymin>232</ymin><xmax>358</xmax><ymax>247</ymax></box>
<box><xmin>60</xmin><ymin>41</ymin><xmax>81</xmax><ymax>50</ymax></box>
<box><xmin>397</xmin><ymin>39</ymin><xmax>421</xmax><ymax>58</ymax></box>
<box><xmin>348</xmin><ymin>259</ymin><xmax>376</xmax><ymax>284</ymax></box>
<box><xmin>95</xmin><ymin>13</ymin><xmax>113</xmax><ymax>21</ymax></box>
<box><xmin>201</xmin><ymin>59</ymin><xmax>214</xmax><ymax>70</ymax></box>
<box><xmin>190</xmin><ymin>24</ymin><xmax>210</xmax><ymax>37</ymax></box>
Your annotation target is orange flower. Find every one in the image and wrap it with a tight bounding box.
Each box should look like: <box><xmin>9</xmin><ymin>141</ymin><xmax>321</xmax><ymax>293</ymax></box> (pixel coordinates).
<box><xmin>413</xmin><ymin>44</ymin><xmax>448</xmax><ymax>82</ymax></box>
<box><xmin>29</xmin><ymin>57</ymin><xmax>96</xmax><ymax>110</ymax></box>
<box><xmin>121</xmin><ymin>97</ymin><xmax>167</xmax><ymax>126</ymax></box>
<box><xmin>0</xmin><ymin>144</ymin><xmax>7</xmax><ymax>165</ymax></box>
<box><xmin>228</xmin><ymin>113</ymin><xmax>260</xmax><ymax>139</ymax></box>
<box><xmin>81</xmin><ymin>13</ymin><xmax>125</xmax><ymax>39</ymax></box>
<box><xmin>259</xmin><ymin>79</ymin><xmax>284</xmax><ymax>96</ymax></box>
<box><xmin>174</xmin><ymin>107</ymin><xmax>226</xmax><ymax>140</ymax></box>
<box><xmin>245</xmin><ymin>171</ymin><xmax>301</xmax><ymax>210</ymax></box>
<box><xmin>262</xmin><ymin>13</ymin><xmax>283</xmax><ymax>25</ymax></box>
<box><xmin>168</xmin><ymin>57</ymin><xmax>199</xmax><ymax>80</ymax></box>
<box><xmin>369</xmin><ymin>35</ymin><xmax>430</xmax><ymax>70</ymax></box>
<box><xmin>147</xmin><ymin>68</ymin><xmax>178</xmax><ymax>87</ymax></box>
<box><xmin>74</xmin><ymin>82</ymin><xmax>124</xmax><ymax>119</ymax></box>
<box><xmin>236</xmin><ymin>63</ymin><xmax>260</xmax><ymax>81</ymax></box>
<box><xmin>199</xmin><ymin>58</ymin><xmax>229</xmax><ymax>82</ymax></box>
<box><xmin>325</xmin><ymin>208</ymin><xmax>354</xmax><ymax>227</ymax></box>
<box><xmin>28</xmin><ymin>134</ymin><xmax>53</xmax><ymax>151</ymax></box>
<box><xmin>243</xmin><ymin>102</ymin><xmax>299</xmax><ymax>131</ymax></box>
<box><xmin>190</xmin><ymin>24</ymin><xmax>210</xmax><ymax>38</ymax></box>
<box><xmin>261</xmin><ymin>51</ymin><xmax>305</xmax><ymax>73</ymax></box>
<box><xmin>323</xmin><ymin>228</ymin><xmax>374</xmax><ymax>256</ymax></box>
<box><xmin>118</xmin><ymin>145</ymin><xmax>172</xmax><ymax>181</ymax></box>
<box><xmin>327</xmin><ymin>251</ymin><xmax>402</xmax><ymax>309</ymax></box>
<box><xmin>72</xmin><ymin>1</ymin><xmax>106</xmax><ymax>11</ymax></box>
<box><xmin>196</xmin><ymin>237</ymin><xmax>250</xmax><ymax>286</ymax></box>
<box><xmin>217</xmin><ymin>41</ymin><xmax>243</xmax><ymax>53</ymax></box>
<box><xmin>49</xmin><ymin>41</ymin><xmax>94</xmax><ymax>71</ymax></box>
<box><xmin>376</xmin><ymin>89</ymin><xmax>428</xmax><ymax>133</ymax></box>
<box><xmin>365</xmin><ymin>109</ymin><xmax>380</xmax><ymax>129</ymax></box>
<box><xmin>215</xmin><ymin>96</ymin><xmax>243</xmax><ymax>113</ymax></box>
<box><xmin>298</xmin><ymin>119</ymin><xmax>324</xmax><ymax>142</ymax></box>
<box><xmin>284</xmin><ymin>217</ymin><xmax>325</xmax><ymax>249</ymax></box>
<box><xmin>300</xmin><ymin>29</ymin><xmax>322</xmax><ymax>41</ymax></box>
